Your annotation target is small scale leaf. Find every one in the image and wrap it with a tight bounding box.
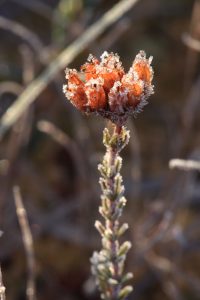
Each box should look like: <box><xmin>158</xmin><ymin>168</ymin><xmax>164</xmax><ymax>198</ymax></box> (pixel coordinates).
<box><xmin>119</xmin><ymin>285</ymin><xmax>133</xmax><ymax>300</ymax></box>
<box><xmin>108</xmin><ymin>278</ymin><xmax>118</xmax><ymax>285</ymax></box>
<box><xmin>104</xmin><ymin>228</ymin><xmax>113</xmax><ymax>240</ymax></box>
<box><xmin>118</xmin><ymin>223</ymin><xmax>129</xmax><ymax>236</ymax></box>
<box><xmin>103</xmin><ymin>128</ymin><xmax>111</xmax><ymax>146</ymax></box>
<box><xmin>122</xmin><ymin>272</ymin><xmax>134</xmax><ymax>283</ymax></box>
<box><xmin>102</xmin><ymin>197</ymin><xmax>111</xmax><ymax>211</ymax></box>
<box><xmin>118</xmin><ymin>196</ymin><xmax>127</xmax><ymax>209</ymax></box>
<box><xmin>95</xmin><ymin>220</ymin><xmax>105</xmax><ymax>236</ymax></box>
<box><xmin>99</xmin><ymin>206</ymin><xmax>109</xmax><ymax>219</ymax></box>
<box><xmin>118</xmin><ymin>241</ymin><xmax>132</xmax><ymax>257</ymax></box>
<box><xmin>115</xmin><ymin>156</ymin><xmax>122</xmax><ymax>172</ymax></box>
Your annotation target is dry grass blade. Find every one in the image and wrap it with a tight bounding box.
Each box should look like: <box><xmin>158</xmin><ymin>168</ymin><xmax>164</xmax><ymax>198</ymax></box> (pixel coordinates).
<box><xmin>0</xmin><ymin>267</ymin><xmax>5</xmax><ymax>300</ymax></box>
<box><xmin>169</xmin><ymin>158</ymin><xmax>200</xmax><ymax>171</ymax></box>
<box><xmin>182</xmin><ymin>33</ymin><xmax>200</xmax><ymax>52</ymax></box>
<box><xmin>0</xmin><ymin>0</ymin><xmax>139</xmax><ymax>139</ymax></box>
<box><xmin>13</xmin><ymin>186</ymin><xmax>36</xmax><ymax>300</ymax></box>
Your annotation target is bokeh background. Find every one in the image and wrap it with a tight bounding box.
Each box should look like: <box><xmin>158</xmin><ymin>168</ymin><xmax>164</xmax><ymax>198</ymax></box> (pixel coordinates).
<box><xmin>0</xmin><ymin>0</ymin><xmax>200</xmax><ymax>299</ymax></box>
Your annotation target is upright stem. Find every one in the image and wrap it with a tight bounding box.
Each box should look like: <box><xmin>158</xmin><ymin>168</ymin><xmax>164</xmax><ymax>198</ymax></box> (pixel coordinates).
<box><xmin>91</xmin><ymin>124</ymin><xmax>133</xmax><ymax>300</ymax></box>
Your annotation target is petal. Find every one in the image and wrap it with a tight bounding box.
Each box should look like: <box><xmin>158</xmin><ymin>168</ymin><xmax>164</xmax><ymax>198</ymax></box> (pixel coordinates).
<box><xmin>101</xmin><ymin>70</ymin><xmax>124</xmax><ymax>92</ymax></box>
<box><xmin>99</xmin><ymin>52</ymin><xmax>125</xmax><ymax>92</ymax></box>
<box><xmin>81</xmin><ymin>54</ymin><xmax>99</xmax><ymax>81</ymax></box>
<box><xmin>85</xmin><ymin>78</ymin><xmax>106</xmax><ymax>110</ymax></box>
<box><xmin>65</xmin><ymin>68</ymin><xmax>84</xmax><ymax>86</ymax></box>
<box><xmin>132</xmin><ymin>51</ymin><xmax>153</xmax><ymax>83</ymax></box>
<box><xmin>108</xmin><ymin>81</ymin><xmax>128</xmax><ymax>113</ymax></box>
<box><xmin>100</xmin><ymin>51</ymin><xmax>123</xmax><ymax>71</ymax></box>
<box><xmin>121</xmin><ymin>74</ymin><xmax>144</xmax><ymax>108</ymax></box>
<box><xmin>64</xmin><ymin>69</ymin><xmax>87</xmax><ymax>110</ymax></box>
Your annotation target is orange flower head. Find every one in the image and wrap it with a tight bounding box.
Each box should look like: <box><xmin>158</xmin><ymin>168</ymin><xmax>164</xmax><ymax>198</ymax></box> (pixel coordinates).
<box><xmin>63</xmin><ymin>50</ymin><xmax>154</xmax><ymax>125</ymax></box>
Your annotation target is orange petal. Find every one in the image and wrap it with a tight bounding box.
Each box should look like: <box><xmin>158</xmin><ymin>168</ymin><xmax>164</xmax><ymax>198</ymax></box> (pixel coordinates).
<box><xmin>121</xmin><ymin>75</ymin><xmax>144</xmax><ymax>108</ymax></box>
<box><xmin>130</xmin><ymin>82</ymin><xmax>143</xmax><ymax>97</ymax></box>
<box><xmin>132</xmin><ymin>51</ymin><xmax>153</xmax><ymax>83</ymax></box>
<box><xmin>85</xmin><ymin>79</ymin><xmax>106</xmax><ymax>110</ymax></box>
<box><xmin>133</xmin><ymin>62</ymin><xmax>152</xmax><ymax>83</ymax></box>
<box><xmin>71</xmin><ymin>88</ymin><xmax>87</xmax><ymax>110</ymax></box>
<box><xmin>81</xmin><ymin>55</ymin><xmax>99</xmax><ymax>81</ymax></box>
<box><xmin>64</xmin><ymin>69</ymin><xmax>87</xmax><ymax>110</ymax></box>
<box><xmin>101</xmin><ymin>70</ymin><xmax>125</xmax><ymax>92</ymax></box>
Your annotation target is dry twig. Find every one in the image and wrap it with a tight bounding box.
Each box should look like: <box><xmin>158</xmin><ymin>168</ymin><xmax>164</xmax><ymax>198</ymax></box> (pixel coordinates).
<box><xmin>169</xmin><ymin>158</ymin><xmax>200</xmax><ymax>171</ymax></box>
<box><xmin>13</xmin><ymin>186</ymin><xmax>36</xmax><ymax>300</ymax></box>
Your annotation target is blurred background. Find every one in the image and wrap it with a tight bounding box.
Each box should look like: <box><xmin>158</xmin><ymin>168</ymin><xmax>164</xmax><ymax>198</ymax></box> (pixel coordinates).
<box><xmin>0</xmin><ymin>0</ymin><xmax>200</xmax><ymax>299</ymax></box>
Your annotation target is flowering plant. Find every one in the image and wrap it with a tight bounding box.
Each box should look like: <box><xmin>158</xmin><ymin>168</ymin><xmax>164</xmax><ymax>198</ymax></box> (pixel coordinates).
<box><xmin>63</xmin><ymin>51</ymin><xmax>153</xmax><ymax>126</ymax></box>
<box><xmin>63</xmin><ymin>51</ymin><xmax>153</xmax><ymax>300</ymax></box>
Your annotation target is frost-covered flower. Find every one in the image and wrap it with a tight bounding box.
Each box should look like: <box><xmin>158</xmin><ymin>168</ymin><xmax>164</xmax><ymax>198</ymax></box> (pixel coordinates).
<box><xmin>63</xmin><ymin>51</ymin><xmax>154</xmax><ymax>125</ymax></box>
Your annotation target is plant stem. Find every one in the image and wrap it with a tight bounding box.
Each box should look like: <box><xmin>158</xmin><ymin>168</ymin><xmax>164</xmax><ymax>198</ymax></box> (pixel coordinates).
<box><xmin>91</xmin><ymin>124</ymin><xmax>133</xmax><ymax>300</ymax></box>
